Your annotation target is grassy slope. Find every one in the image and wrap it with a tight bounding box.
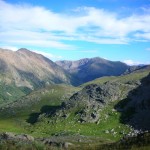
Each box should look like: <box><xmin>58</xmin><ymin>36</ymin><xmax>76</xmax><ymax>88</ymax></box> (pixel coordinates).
<box><xmin>0</xmin><ymin>68</ymin><xmax>150</xmax><ymax>149</ymax></box>
<box><xmin>0</xmin><ymin>84</ymin><xmax>80</xmax><ymax>134</ymax></box>
<box><xmin>0</xmin><ymin>83</ymin><xmax>27</xmax><ymax>105</ymax></box>
<box><xmin>28</xmin><ymin>69</ymin><xmax>150</xmax><ymax>140</ymax></box>
<box><xmin>30</xmin><ymin>100</ymin><xmax>131</xmax><ymax>140</ymax></box>
<box><xmin>81</xmin><ymin>69</ymin><xmax>150</xmax><ymax>87</ymax></box>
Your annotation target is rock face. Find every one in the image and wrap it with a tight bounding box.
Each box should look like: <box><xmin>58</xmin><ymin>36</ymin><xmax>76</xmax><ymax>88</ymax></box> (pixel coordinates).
<box><xmin>116</xmin><ymin>73</ymin><xmax>150</xmax><ymax>130</ymax></box>
<box><xmin>56</xmin><ymin>57</ymin><xmax>129</xmax><ymax>85</ymax></box>
<box><xmin>54</xmin><ymin>82</ymin><xmax>132</xmax><ymax>123</ymax></box>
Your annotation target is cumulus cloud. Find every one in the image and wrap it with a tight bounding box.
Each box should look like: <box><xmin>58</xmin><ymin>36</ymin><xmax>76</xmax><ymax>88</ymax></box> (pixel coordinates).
<box><xmin>123</xmin><ymin>60</ymin><xmax>150</xmax><ymax>66</ymax></box>
<box><xmin>0</xmin><ymin>0</ymin><xmax>150</xmax><ymax>49</ymax></box>
<box><xmin>123</xmin><ymin>60</ymin><xmax>141</xmax><ymax>65</ymax></box>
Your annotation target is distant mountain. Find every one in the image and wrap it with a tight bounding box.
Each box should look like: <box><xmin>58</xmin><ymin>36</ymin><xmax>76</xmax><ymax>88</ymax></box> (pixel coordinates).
<box><xmin>124</xmin><ymin>65</ymin><xmax>150</xmax><ymax>75</ymax></box>
<box><xmin>56</xmin><ymin>57</ymin><xmax>129</xmax><ymax>84</ymax></box>
<box><xmin>0</xmin><ymin>48</ymin><xmax>72</xmax><ymax>104</ymax></box>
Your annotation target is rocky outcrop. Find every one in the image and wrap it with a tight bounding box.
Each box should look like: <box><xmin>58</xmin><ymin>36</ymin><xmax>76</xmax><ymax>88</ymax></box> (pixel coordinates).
<box><xmin>0</xmin><ymin>132</ymin><xmax>34</xmax><ymax>142</ymax></box>
<box><xmin>53</xmin><ymin>81</ymin><xmax>134</xmax><ymax>123</ymax></box>
<box><xmin>116</xmin><ymin>73</ymin><xmax>150</xmax><ymax>130</ymax></box>
<box><xmin>0</xmin><ymin>132</ymin><xmax>73</xmax><ymax>149</ymax></box>
<box><xmin>41</xmin><ymin>138</ymin><xmax>73</xmax><ymax>149</ymax></box>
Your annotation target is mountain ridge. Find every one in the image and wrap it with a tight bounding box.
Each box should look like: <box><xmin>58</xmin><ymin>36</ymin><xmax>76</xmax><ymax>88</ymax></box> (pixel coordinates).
<box><xmin>0</xmin><ymin>48</ymin><xmax>150</xmax><ymax>149</ymax></box>
<box><xmin>0</xmin><ymin>48</ymin><xmax>72</xmax><ymax>104</ymax></box>
<box><xmin>56</xmin><ymin>57</ymin><xmax>129</xmax><ymax>84</ymax></box>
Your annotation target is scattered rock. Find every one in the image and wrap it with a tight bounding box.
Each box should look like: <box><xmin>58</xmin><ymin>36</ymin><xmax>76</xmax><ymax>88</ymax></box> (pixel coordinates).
<box><xmin>0</xmin><ymin>132</ymin><xmax>34</xmax><ymax>142</ymax></box>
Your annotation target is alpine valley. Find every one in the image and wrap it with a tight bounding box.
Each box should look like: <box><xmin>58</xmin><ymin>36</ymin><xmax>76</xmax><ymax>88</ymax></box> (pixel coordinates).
<box><xmin>0</xmin><ymin>48</ymin><xmax>150</xmax><ymax>150</ymax></box>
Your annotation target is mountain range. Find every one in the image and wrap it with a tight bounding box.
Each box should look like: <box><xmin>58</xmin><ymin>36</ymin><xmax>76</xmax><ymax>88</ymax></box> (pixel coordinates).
<box><xmin>0</xmin><ymin>48</ymin><xmax>131</xmax><ymax>105</ymax></box>
<box><xmin>56</xmin><ymin>57</ymin><xmax>129</xmax><ymax>84</ymax></box>
<box><xmin>0</xmin><ymin>47</ymin><xmax>150</xmax><ymax>149</ymax></box>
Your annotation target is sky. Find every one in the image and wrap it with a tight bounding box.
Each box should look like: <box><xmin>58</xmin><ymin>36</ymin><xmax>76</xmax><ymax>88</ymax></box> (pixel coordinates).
<box><xmin>0</xmin><ymin>0</ymin><xmax>150</xmax><ymax>65</ymax></box>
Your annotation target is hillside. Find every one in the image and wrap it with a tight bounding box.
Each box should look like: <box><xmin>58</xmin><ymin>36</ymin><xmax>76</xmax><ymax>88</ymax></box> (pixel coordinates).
<box><xmin>116</xmin><ymin>72</ymin><xmax>150</xmax><ymax>130</ymax></box>
<box><xmin>0</xmin><ymin>60</ymin><xmax>149</xmax><ymax>149</ymax></box>
<box><xmin>0</xmin><ymin>48</ymin><xmax>132</xmax><ymax>105</ymax></box>
<box><xmin>56</xmin><ymin>57</ymin><xmax>129</xmax><ymax>84</ymax></box>
<box><xmin>0</xmin><ymin>48</ymin><xmax>72</xmax><ymax>105</ymax></box>
<box><xmin>28</xmin><ymin>67</ymin><xmax>150</xmax><ymax>139</ymax></box>
<box><xmin>0</xmin><ymin>48</ymin><xmax>150</xmax><ymax>149</ymax></box>
<box><xmin>0</xmin><ymin>84</ymin><xmax>80</xmax><ymax>133</ymax></box>
<box><xmin>50</xmin><ymin>67</ymin><xmax>150</xmax><ymax>129</ymax></box>
<box><xmin>123</xmin><ymin>65</ymin><xmax>150</xmax><ymax>75</ymax></box>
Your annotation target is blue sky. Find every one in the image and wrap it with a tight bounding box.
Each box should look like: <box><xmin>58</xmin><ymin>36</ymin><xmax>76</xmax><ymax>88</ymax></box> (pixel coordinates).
<box><xmin>0</xmin><ymin>0</ymin><xmax>150</xmax><ymax>65</ymax></box>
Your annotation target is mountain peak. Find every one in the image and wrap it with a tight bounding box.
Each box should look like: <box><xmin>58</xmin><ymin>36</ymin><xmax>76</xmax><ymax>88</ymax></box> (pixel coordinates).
<box><xmin>56</xmin><ymin>57</ymin><xmax>129</xmax><ymax>84</ymax></box>
<box><xmin>0</xmin><ymin>47</ymin><xmax>72</xmax><ymax>87</ymax></box>
<box><xmin>17</xmin><ymin>48</ymin><xmax>30</xmax><ymax>52</ymax></box>
<box><xmin>16</xmin><ymin>48</ymin><xmax>42</xmax><ymax>58</ymax></box>
<box><xmin>17</xmin><ymin>48</ymin><xmax>35</xmax><ymax>54</ymax></box>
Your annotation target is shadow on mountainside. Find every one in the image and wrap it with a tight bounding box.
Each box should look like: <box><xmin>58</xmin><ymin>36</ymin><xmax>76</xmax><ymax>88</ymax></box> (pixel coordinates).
<box><xmin>26</xmin><ymin>105</ymin><xmax>60</xmax><ymax>124</ymax></box>
<box><xmin>115</xmin><ymin>73</ymin><xmax>150</xmax><ymax>131</ymax></box>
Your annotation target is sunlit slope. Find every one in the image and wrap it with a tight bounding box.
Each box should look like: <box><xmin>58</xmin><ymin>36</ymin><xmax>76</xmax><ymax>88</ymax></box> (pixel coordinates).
<box><xmin>0</xmin><ymin>48</ymin><xmax>73</xmax><ymax>105</ymax></box>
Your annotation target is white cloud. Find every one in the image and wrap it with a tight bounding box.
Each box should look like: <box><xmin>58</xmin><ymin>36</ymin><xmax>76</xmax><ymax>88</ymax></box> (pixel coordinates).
<box><xmin>32</xmin><ymin>50</ymin><xmax>63</xmax><ymax>60</ymax></box>
<box><xmin>0</xmin><ymin>0</ymin><xmax>150</xmax><ymax>48</ymax></box>
<box><xmin>134</xmin><ymin>32</ymin><xmax>150</xmax><ymax>40</ymax></box>
<box><xmin>123</xmin><ymin>60</ymin><xmax>141</xmax><ymax>65</ymax></box>
<box><xmin>1</xmin><ymin>46</ymin><xmax>18</xmax><ymax>51</ymax></box>
<box><xmin>0</xmin><ymin>45</ymin><xmax>62</xmax><ymax>60</ymax></box>
<box><xmin>0</xmin><ymin>30</ymin><xmax>75</xmax><ymax>50</ymax></box>
<box><xmin>123</xmin><ymin>59</ymin><xmax>150</xmax><ymax>66</ymax></box>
